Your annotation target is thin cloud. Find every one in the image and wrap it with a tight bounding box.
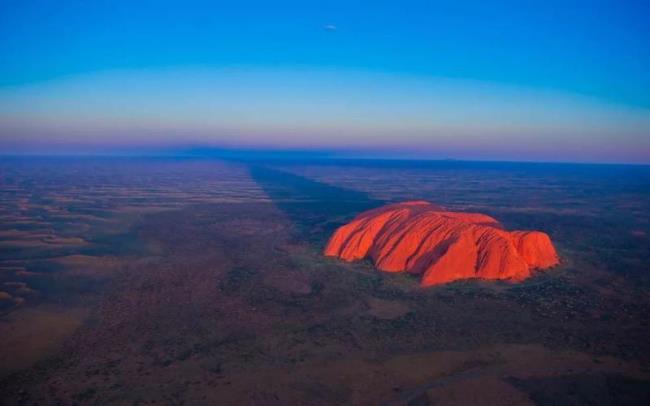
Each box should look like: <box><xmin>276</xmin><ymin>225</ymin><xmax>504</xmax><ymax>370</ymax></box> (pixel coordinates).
<box><xmin>323</xmin><ymin>24</ymin><xmax>337</xmax><ymax>31</ymax></box>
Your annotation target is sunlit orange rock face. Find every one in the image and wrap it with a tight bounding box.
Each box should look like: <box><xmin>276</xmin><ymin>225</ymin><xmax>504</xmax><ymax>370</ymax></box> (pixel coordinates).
<box><xmin>325</xmin><ymin>201</ymin><xmax>559</xmax><ymax>286</ymax></box>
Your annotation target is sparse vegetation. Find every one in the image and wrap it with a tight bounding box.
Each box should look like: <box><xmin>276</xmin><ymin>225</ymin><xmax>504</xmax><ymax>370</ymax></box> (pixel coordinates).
<box><xmin>1</xmin><ymin>158</ymin><xmax>649</xmax><ymax>404</ymax></box>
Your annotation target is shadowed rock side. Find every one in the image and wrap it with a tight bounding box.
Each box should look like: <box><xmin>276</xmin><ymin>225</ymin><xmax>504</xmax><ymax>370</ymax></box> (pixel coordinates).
<box><xmin>325</xmin><ymin>201</ymin><xmax>559</xmax><ymax>286</ymax></box>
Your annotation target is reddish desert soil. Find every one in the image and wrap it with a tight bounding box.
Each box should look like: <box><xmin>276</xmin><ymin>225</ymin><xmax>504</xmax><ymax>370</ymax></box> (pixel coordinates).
<box><xmin>1</xmin><ymin>158</ymin><xmax>649</xmax><ymax>405</ymax></box>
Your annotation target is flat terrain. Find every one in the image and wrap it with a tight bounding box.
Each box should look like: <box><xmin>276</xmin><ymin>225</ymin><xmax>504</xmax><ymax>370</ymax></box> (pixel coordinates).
<box><xmin>1</xmin><ymin>157</ymin><xmax>649</xmax><ymax>405</ymax></box>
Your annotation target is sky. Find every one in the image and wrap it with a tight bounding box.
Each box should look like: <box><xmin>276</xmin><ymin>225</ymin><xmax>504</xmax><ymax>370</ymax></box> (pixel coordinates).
<box><xmin>0</xmin><ymin>0</ymin><xmax>648</xmax><ymax>163</ymax></box>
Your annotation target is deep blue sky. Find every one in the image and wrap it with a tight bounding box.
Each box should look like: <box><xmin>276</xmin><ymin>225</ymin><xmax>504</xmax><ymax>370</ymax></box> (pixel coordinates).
<box><xmin>0</xmin><ymin>0</ymin><xmax>649</xmax><ymax>162</ymax></box>
<box><xmin>2</xmin><ymin>0</ymin><xmax>648</xmax><ymax>106</ymax></box>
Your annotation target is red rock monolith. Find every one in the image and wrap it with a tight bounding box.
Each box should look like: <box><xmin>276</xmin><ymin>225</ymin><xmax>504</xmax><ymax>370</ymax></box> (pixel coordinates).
<box><xmin>324</xmin><ymin>201</ymin><xmax>559</xmax><ymax>286</ymax></box>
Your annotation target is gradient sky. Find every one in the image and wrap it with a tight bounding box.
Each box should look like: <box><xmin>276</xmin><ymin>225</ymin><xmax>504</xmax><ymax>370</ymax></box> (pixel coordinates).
<box><xmin>0</xmin><ymin>0</ymin><xmax>649</xmax><ymax>163</ymax></box>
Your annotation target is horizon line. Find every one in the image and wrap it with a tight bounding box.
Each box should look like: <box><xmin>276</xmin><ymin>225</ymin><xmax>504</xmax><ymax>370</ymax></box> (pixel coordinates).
<box><xmin>1</xmin><ymin>151</ymin><xmax>649</xmax><ymax>167</ymax></box>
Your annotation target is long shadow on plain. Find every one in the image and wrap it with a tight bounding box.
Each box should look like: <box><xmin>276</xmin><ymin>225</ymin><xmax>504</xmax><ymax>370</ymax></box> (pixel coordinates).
<box><xmin>248</xmin><ymin>165</ymin><xmax>382</xmax><ymax>246</ymax></box>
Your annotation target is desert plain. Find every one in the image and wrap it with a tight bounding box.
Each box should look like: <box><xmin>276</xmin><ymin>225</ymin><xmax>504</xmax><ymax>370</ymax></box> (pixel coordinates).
<box><xmin>1</xmin><ymin>157</ymin><xmax>649</xmax><ymax>405</ymax></box>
